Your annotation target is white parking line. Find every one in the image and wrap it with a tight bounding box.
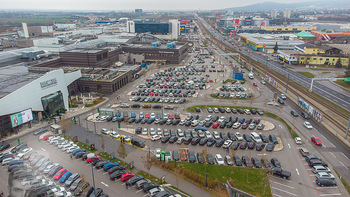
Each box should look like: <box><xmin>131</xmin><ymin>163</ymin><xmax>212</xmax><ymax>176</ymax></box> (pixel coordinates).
<box><xmin>339</xmin><ymin>161</ymin><xmax>349</xmax><ymax>170</ymax></box>
<box><xmin>288</xmin><ymin>143</ymin><xmax>291</xmax><ymax>148</ymax></box>
<box><xmin>330</xmin><ymin>152</ymin><xmax>336</xmax><ymax>158</ymax></box>
<box><xmin>103</xmin><ymin>172</ymin><xmax>108</xmax><ymax>175</ymax></box>
<box><xmin>41</xmin><ymin>148</ymin><xmax>46</xmax><ymax>151</ymax></box>
<box><xmin>271</xmin><ymin>187</ymin><xmax>297</xmax><ymax>196</ymax></box>
<box><xmin>319</xmin><ymin>194</ymin><xmax>342</xmax><ymax>196</ymax></box>
<box><xmin>295</xmin><ymin>168</ymin><xmax>299</xmax><ymax>175</ymax></box>
<box><xmin>121</xmin><ymin>183</ymin><xmax>126</xmax><ymax>186</ymax></box>
<box><xmin>271</xmin><ymin>181</ymin><xmax>294</xmax><ymax>189</ymax></box>
<box><xmin>136</xmin><ymin>189</ymin><xmax>143</xmax><ymax>193</ymax></box>
<box><xmin>101</xmin><ymin>182</ymin><xmax>109</xmax><ymax>187</ymax></box>
<box><xmin>341</xmin><ymin>153</ymin><xmax>349</xmax><ymax>160</ymax></box>
<box><xmin>317</xmin><ymin>186</ymin><xmax>338</xmax><ymax>189</ymax></box>
<box><xmin>269</xmin><ymin>176</ymin><xmax>292</xmax><ymax>183</ymax></box>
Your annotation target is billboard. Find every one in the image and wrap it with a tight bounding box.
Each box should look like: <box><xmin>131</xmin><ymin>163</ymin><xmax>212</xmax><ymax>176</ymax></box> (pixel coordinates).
<box><xmin>10</xmin><ymin>109</ymin><xmax>33</xmax><ymax>128</ymax></box>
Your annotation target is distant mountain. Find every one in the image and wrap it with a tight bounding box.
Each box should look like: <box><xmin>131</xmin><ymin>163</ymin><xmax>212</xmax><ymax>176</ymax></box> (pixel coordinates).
<box><xmin>224</xmin><ymin>1</ymin><xmax>350</xmax><ymax>11</ymax></box>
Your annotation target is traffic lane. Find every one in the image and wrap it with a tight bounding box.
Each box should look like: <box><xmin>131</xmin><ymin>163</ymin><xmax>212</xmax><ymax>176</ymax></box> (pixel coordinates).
<box><xmin>23</xmin><ymin>133</ymin><xmax>143</xmax><ymax>197</ymax></box>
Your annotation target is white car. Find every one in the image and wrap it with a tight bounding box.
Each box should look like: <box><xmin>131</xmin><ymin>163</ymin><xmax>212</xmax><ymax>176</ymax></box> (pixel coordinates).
<box><xmin>179</xmin><ymin>120</ymin><xmax>186</xmax><ymax>125</ymax></box>
<box><xmin>191</xmin><ymin>120</ymin><xmax>199</xmax><ymax>127</ymax></box>
<box><xmin>222</xmin><ymin>140</ymin><xmax>233</xmax><ymax>149</ymax></box>
<box><xmin>225</xmin><ymin>108</ymin><xmax>231</xmax><ymax>113</ymax></box>
<box><xmin>215</xmin><ymin>154</ymin><xmax>225</xmax><ymax>165</ymax></box>
<box><xmin>66</xmin><ymin>146</ymin><xmax>79</xmax><ymax>153</ymax></box>
<box><xmin>150</xmin><ymin>128</ymin><xmax>156</xmax><ymax>135</ymax></box>
<box><xmin>142</xmin><ymin>128</ymin><xmax>148</xmax><ymax>135</ymax></box>
<box><xmin>232</xmin><ymin>122</ymin><xmax>241</xmax><ymax>129</ymax></box>
<box><xmin>51</xmin><ymin>187</ymin><xmax>66</xmax><ymax>193</ymax></box>
<box><xmin>304</xmin><ymin>122</ymin><xmax>313</xmax><ymax>129</ymax></box>
<box><xmin>235</xmin><ymin>132</ymin><xmax>243</xmax><ymax>141</ymax></box>
<box><xmin>218</xmin><ymin>116</ymin><xmax>225</xmax><ymax>123</ymax></box>
<box><xmin>213</xmin><ymin>131</ymin><xmax>220</xmax><ymax>139</ymax></box>
<box><xmin>294</xmin><ymin>137</ymin><xmax>302</xmax><ymax>145</ymax></box>
<box><xmin>155</xmin><ymin>148</ymin><xmax>161</xmax><ymax>159</ymax></box>
<box><xmin>157</xmin><ymin>128</ymin><xmax>162</xmax><ymax>135</ymax></box>
<box><xmin>55</xmin><ymin>191</ymin><xmax>72</xmax><ymax>197</ymax></box>
<box><xmin>244</xmin><ymin>109</ymin><xmax>251</xmax><ymax>115</ymax></box>
<box><xmin>177</xmin><ymin>129</ymin><xmax>184</xmax><ymax>137</ymax></box>
<box><xmin>148</xmin><ymin>187</ymin><xmax>164</xmax><ymax>196</ymax></box>
<box><xmin>17</xmin><ymin>148</ymin><xmax>33</xmax><ymax>158</ymax></box>
<box><xmin>150</xmin><ymin>113</ymin><xmax>156</xmax><ymax>119</ymax></box>
<box><xmin>110</xmin><ymin>131</ymin><xmax>120</xmax><ymax>139</ymax></box>
<box><xmin>101</xmin><ymin>128</ymin><xmax>111</xmax><ymax>135</ymax></box>
<box><xmin>124</xmin><ymin>136</ymin><xmax>131</xmax><ymax>142</ymax></box>
<box><xmin>205</xmin><ymin>131</ymin><xmax>212</xmax><ymax>138</ymax></box>
<box><xmin>151</xmin><ymin>135</ymin><xmax>161</xmax><ymax>141</ymax></box>
<box><xmin>205</xmin><ymin>115</ymin><xmax>212</xmax><ymax>121</ymax></box>
<box><xmin>316</xmin><ymin>172</ymin><xmax>335</xmax><ymax>180</ymax></box>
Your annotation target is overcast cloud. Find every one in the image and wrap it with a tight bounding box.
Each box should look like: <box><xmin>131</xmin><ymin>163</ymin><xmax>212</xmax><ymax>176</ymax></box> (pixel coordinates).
<box><xmin>0</xmin><ymin>0</ymin><xmax>309</xmax><ymax>11</ymax></box>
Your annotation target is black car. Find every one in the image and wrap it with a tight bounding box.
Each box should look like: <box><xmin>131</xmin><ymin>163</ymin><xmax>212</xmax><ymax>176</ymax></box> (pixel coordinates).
<box><xmin>127</xmin><ymin>175</ymin><xmax>144</xmax><ymax>186</ymax></box>
<box><xmin>169</xmin><ymin>136</ymin><xmax>178</xmax><ymax>143</ymax></box>
<box><xmin>261</xmin><ymin>159</ymin><xmax>271</xmax><ymax>168</ymax></box>
<box><xmin>195</xmin><ymin>107</ymin><xmax>201</xmax><ymax>112</ymax></box>
<box><xmin>205</xmin><ymin>121</ymin><xmax>213</xmax><ymax>127</ymax></box>
<box><xmin>231</xmin><ymin>108</ymin><xmax>238</xmax><ymax>113</ymax></box>
<box><xmin>316</xmin><ymin>178</ymin><xmax>337</xmax><ymax>187</ymax></box>
<box><xmin>196</xmin><ymin>153</ymin><xmax>204</xmax><ymax>164</ymax></box>
<box><xmin>247</xmin><ymin>142</ymin><xmax>256</xmax><ymax>149</ymax></box>
<box><xmin>75</xmin><ymin>152</ymin><xmax>85</xmax><ymax>159</ymax></box>
<box><xmin>183</xmin><ymin>137</ymin><xmax>192</xmax><ymax>145</ymax></box>
<box><xmin>241</xmin><ymin>123</ymin><xmax>249</xmax><ymax>129</ymax></box>
<box><xmin>259</xmin><ymin>134</ymin><xmax>269</xmax><ymax>143</ymax></box>
<box><xmin>206</xmin><ymin>138</ymin><xmax>216</xmax><ymax>147</ymax></box>
<box><xmin>277</xmin><ymin>98</ymin><xmax>285</xmax><ymax>105</ymax></box>
<box><xmin>242</xmin><ymin>156</ymin><xmax>252</xmax><ymax>167</ymax></box>
<box><xmin>92</xmin><ymin>158</ymin><xmax>103</xmax><ymax>166</ymax></box>
<box><xmin>131</xmin><ymin>138</ymin><xmax>145</xmax><ymax>148</ymax></box>
<box><xmin>207</xmin><ymin>154</ymin><xmax>215</xmax><ymax>164</ymax></box>
<box><xmin>301</xmin><ymin>112</ymin><xmax>310</xmax><ymax>119</ymax></box>
<box><xmin>240</xmin><ymin>141</ymin><xmax>247</xmax><ymax>149</ymax></box>
<box><xmin>110</xmin><ymin>170</ymin><xmax>128</xmax><ymax>180</ymax></box>
<box><xmin>291</xmin><ymin>110</ymin><xmax>299</xmax><ymax>117</ymax></box>
<box><xmin>95</xmin><ymin>160</ymin><xmax>109</xmax><ymax>169</ymax></box>
<box><xmin>233</xmin><ymin>155</ymin><xmax>242</xmax><ymax>166</ymax></box>
<box><xmin>231</xmin><ymin>141</ymin><xmax>240</xmax><ymax>150</ymax></box>
<box><xmin>220</xmin><ymin>132</ymin><xmax>228</xmax><ymax>140</ymax></box>
<box><xmin>191</xmin><ymin>138</ymin><xmax>200</xmax><ymax>145</ymax></box>
<box><xmin>90</xmin><ymin>188</ymin><xmax>103</xmax><ymax>197</ymax></box>
<box><xmin>237</xmin><ymin>108</ymin><xmax>244</xmax><ymax>114</ymax></box>
<box><xmin>255</xmin><ymin>143</ymin><xmax>265</xmax><ymax>151</ymax></box>
<box><xmin>199</xmin><ymin>138</ymin><xmax>208</xmax><ymax>146</ymax></box>
<box><xmin>251</xmin><ymin>157</ymin><xmax>262</xmax><ymax>168</ymax></box>
<box><xmin>215</xmin><ymin>139</ymin><xmax>225</xmax><ymax>147</ymax></box>
<box><xmin>161</xmin><ymin>136</ymin><xmax>171</xmax><ymax>143</ymax></box>
<box><xmin>243</xmin><ymin>134</ymin><xmax>252</xmax><ymax>142</ymax></box>
<box><xmin>269</xmin><ymin>134</ymin><xmax>278</xmax><ymax>144</ymax></box>
<box><xmin>227</xmin><ymin>132</ymin><xmax>237</xmax><ymax>141</ymax></box>
<box><xmin>136</xmin><ymin>127</ymin><xmax>142</xmax><ymax>134</ymax></box>
<box><xmin>265</xmin><ymin>143</ymin><xmax>274</xmax><ymax>152</ymax></box>
<box><xmin>271</xmin><ymin>158</ymin><xmax>281</xmax><ymax>168</ymax></box>
<box><xmin>143</xmin><ymin>183</ymin><xmax>159</xmax><ymax>192</ymax></box>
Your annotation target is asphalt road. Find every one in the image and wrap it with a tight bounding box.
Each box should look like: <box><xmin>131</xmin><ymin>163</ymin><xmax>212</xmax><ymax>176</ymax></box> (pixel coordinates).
<box><xmin>197</xmin><ymin>15</ymin><xmax>350</xmax><ymax>111</ymax></box>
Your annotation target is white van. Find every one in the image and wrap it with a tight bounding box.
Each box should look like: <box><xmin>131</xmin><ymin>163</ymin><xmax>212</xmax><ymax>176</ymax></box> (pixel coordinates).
<box><xmin>248</xmin><ymin>72</ymin><xmax>254</xmax><ymax>79</ymax></box>
<box><xmin>312</xmin><ymin>166</ymin><xmax>331</xmax><ymax>174</ymax></box>
<box><xmin>250</xmin><ymin>132</ymin><xmax>262</xmax><ymax>143</ymax></box>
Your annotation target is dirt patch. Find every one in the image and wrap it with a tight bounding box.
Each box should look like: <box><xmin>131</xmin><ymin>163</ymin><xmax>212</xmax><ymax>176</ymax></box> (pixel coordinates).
<box><xmin>273</xmin><ymin>137</ymin><xmax>284</xmax><ymax>152</ymax></box>
<box><xmin>261</xmin><ymin>120</ymin><xmax>275</xmax><ymax>131</ymax></box>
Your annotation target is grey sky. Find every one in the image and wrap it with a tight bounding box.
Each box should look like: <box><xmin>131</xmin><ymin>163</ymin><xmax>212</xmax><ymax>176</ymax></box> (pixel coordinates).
<box><xmin>0</xmin><ymin>0</ymin><xmax>309</xmax><ymax>10</ymax></box>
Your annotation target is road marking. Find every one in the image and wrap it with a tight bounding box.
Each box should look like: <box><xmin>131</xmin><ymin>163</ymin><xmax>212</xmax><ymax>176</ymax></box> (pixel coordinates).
<box><xmin>41</xmin><ymin>148</ymin><xmax>46</xmax><ymax>151</ymax></box>
<box><xmin>330</xmin><ymin>152</ymin><xmax>336</xmax><ymax>158</ymax></box>
<box><xmin>271</xmin><ymin>187</ymin><xmax>297</xmax><ymax>196</ymax></box>
<box><xmin>269</xmin><ymin>176</ymin><xmax>292</xmax><ymax>183</ymax></box>
<box><xmin>295</xmin><ymin>168</ymin><xmax>299</xmax><ymax>175</ymax></box>
<box><xmin>288</xmin><ymin>143</ymin><xmax>291</xmax><ymax>148</ymax></box>
<box><xmin>272</xmin><ymin>194</ymin><xmax>283</xmax><ymax>197</ymax></box>
<box><xmin>271</xmin><ymin>181</ymin><xmax>294</xmax><ymax>189</ymax></box>
<box><xmin>101</xmin><ymin>182</ymin><xmax>109</xmax><ymax>187</ymax></box>
<box><xmin>322</xmin><ymin>144</ymin><xmax>327</xmax><ymax>148</ymax></box>
<box><xmin>316</xmin><ymin>186</ymin><xmax>338</xmax><ymax>189</ymax></box>
<box><xmin>341</xmin><ymin>153</ymin><xmax>349</xmax><ymax>160</ymax></box>
<box><xmin>328</xmin><ymin>141</ymin><xmax>336</xmax><ymax>148</ymax></box>
<box><xmin>340</xmin><ymin>161</ymin><xmax>349</xmax><ymax>170</ymax></box>
<box><xmin>98</xmin><ymin>169</ymin><xmax>103</xmax><ymax>172</ymax></box>
<box><xmin>103</xmin><ymin>172</ymin><xmax>108</xmax><ymax>175</ymax></box>
<box><xmin>279</xmin><ymin>125</ymin><xmax>282</xmax><ymax>129</ymax></box>
<box><xmin>121</xmin><ymin>183</ymin><xmax>126</xmax><ymax>186</ymax></box>
<box><xmin>136</xmin><ymin>189</ymin><xmax>143</xmax><ymax>193</ymax></box>
<box><xmin>319</xmin><ymin>194</ymin><xmax>342</xmax><ymax>196</ymax></box>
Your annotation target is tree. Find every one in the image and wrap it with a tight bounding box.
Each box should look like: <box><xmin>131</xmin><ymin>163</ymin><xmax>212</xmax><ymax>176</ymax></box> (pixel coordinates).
<box><xmin>96</xmin><ymin>88</ymin><xmax>105</xmax><ymax>99</ymax></box>
<box><xmin>273</xmin><ymin>42</ymin><xmax>279</xmax><ymax>53</ymax></box>
<box><xmin>335</xmin><ymin>58</ymin><xmax>343</xmax><ymax>68</ymax></box>
<box><xmin>58</xmin><ymin>115</ymin><xmax>72</xmax><ymax>134</ymax></box>
<box><xmin>99</xmin><ymin>134</ymin><xmax>106</xmax><ymax>153</ymax></box>
<box><xmin>117</xmin><ymin>142</ymin><xmax>127</xmax><ymax>160</ymax></box>
<box><xmin>142</xmin><ymin>153</ymin><xmax>152</xmax><ymax>178</ymax></box>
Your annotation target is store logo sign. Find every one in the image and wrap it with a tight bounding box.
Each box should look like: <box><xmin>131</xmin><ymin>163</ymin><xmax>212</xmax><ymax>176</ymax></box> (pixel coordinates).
<box><xmin>40</xmin><ymin>78</ymin><xmax>57</xmax><ymax>89</ymax></box>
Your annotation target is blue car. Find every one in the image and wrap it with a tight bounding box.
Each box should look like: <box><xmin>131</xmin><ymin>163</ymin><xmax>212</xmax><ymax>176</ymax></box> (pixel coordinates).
<box><xmin>103</xmin><ymin>162</ymin><xmax>119</xmax><ymax>171</ymax></box>
<box><xmin>73</xmin><ymin>149</ymin><xmax>86</xmax><ymax>155</ymax></box>
<box><xmin>195</xmin><ymin>126</ymin><xmax>207</xmax><ymax>131</ymax></box>
<box><xmin>238</xmin><ymin>118</ymin><xmax>245</xmax><ymax>124</ymax></box>
<box><xmin>59</xmin><ymin>171</ymin><xmax>72</xmax><ymax>183</ymax></box>
<box><xmin>131</xmin><ymin>112</ymin><xmax>136</xmax><ymax>118</ymax></box>
<box><xmin>9</xmin><ymin>160</ymin><xmax>24</xmax><ymax>166</ymax></box>
<box><xmin>148</xmin><ymin>118</ymin><xmax>155</xmax><ymax>124</ymax></box>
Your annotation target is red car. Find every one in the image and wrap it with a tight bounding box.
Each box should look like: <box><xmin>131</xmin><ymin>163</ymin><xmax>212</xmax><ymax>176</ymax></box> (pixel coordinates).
<box><xmin>145</xmin><ymin>113</ymin><xmax>150</xmax><ymax>118</ymax></box>
<box><xmin>53</xmin><ymin>168</ymin><xmax>67</xmax><ymax>180</ymax></box>
<box><xmin>209</xmin><ymin>80</ymin><xmax>213</xmax><ymax>83</ymax></box>
<box><xmin>253</xmin><ymin>82</ymin><xmax>258</xmax><ymax>86</ymax></box>
<box><xmin>169</xmin><ymin>114</ymin><xmax>174</xmax><ymax>119</ymax></box>
<box><xmin>150</xmin><ymin>92</ymin><xmax>154</xmax><ymax>96</ymax></box>
<box><xmin>180</xmin><ymin>152</ymin><xmax>188</xmax><ymax>161</ymax></box>
<box><xmin>86</xmin><ymin>155</ymin><xmax>100</xmax><ymax>163</ymax></box>
<box><xmin>209</xmin><ymin>70</ymin><xmax>212</xmax><ymax>72</ymax></box>
<box><xmin>43</xmin><ymin>134</ymin><xmax>55</xmax><ymax>140</ymax></box>
<box><xmin>212</xmin><ymin>122</ymin><xmax>219</xmax><ymax>128</ymax></box>
<box><xmin>311</xmin><ymin>136</ymin><xmax>322</xmax><ymax>146</ymax></box>
<box><xmin>178</xmin><ymin>93</ymin><xmax>182</xmax><ymax>97</ymax></box>
<box><xmin>121</xmin><ymin>172</ymin><xmax>134</xmax><ymax>182</ymax></box>
<box><xmin>155</xmin><ymin>92</ymin><xmax>159</xmax><ymax>96</ymax></box>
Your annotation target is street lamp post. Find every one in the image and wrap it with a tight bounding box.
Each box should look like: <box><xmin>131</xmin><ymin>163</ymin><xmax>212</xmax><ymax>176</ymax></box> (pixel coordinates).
<box><xmin>87</xmin><ymin>153</ymin><xmax>97</xmax><ymax>196</ymax></box>
<box><xmin>205</xmin><ymin>173</ymin><xmax>208</xmax><ymax>187</ymax></box>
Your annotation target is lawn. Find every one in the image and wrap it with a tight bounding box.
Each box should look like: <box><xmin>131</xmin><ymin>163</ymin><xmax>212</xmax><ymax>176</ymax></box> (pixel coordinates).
<box><xmin>335</xmin><ymin>75</ymin><xmax>350</xmax><ymax>90</ymax></box>
<box><xmin>265</xmin><ymin>112</ymin><xmax>299</xmax><ymax>138</ymax></box>
<box><xmin>297</xmin><ymin>72</ymin><xmax>315</xmax><ymax>78</ymax></box>
<box><xmin>174</xmin><ymin>162</ymin><xmax>271</xmax><ymax>197</ymax></box>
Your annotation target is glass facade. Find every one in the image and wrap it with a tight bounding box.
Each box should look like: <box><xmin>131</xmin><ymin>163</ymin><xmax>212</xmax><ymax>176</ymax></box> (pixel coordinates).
<box><xmin>41</xmin><ymin>91</ymin><xmax>65</xmax><ymax>117</ymax></box>
<box><xmin>135</xmin><ymin>21</ymin><xmax>170</xmax><ymax>34</ymax></box>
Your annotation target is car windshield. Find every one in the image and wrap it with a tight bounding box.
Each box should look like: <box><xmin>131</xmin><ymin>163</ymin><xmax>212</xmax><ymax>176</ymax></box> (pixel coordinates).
<box><xmin>217</xmin><ymin>157</ymin><xmax>223</xmax><ymax>161</ymax></box>
<box><xmin>55</xmin><ymin>171</ymin><xmax>61</xmax><ymax>176</ymax></box>
<box><xmin>315</xmin><ymin>139</ymin><xmax>321</xmax><ymax>142</ymax></box>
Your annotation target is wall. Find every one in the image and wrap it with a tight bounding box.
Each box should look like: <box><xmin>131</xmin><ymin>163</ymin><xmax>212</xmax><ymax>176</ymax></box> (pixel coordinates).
<box><xmin>298</xmin><ymin>55</ymin><xmax>349</xmax><ymax>66</ymax></box>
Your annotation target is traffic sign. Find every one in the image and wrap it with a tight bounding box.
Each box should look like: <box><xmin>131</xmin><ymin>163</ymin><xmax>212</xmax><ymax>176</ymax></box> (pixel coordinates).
<box><xmin>345</xmin><ymin>78</ymin><xmax>350</xmax><ymax>82</ymax></box>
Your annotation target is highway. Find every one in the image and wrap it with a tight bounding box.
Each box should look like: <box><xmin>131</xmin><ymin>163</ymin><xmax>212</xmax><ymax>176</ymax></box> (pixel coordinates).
<box><xmin>197</xmin><ymin>16</ymin><xmax>350</xmax><ymax>111</ymax></box>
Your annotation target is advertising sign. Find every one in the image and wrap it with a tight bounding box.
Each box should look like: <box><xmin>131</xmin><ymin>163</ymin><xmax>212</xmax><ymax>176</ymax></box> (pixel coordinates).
<box><xmin>10</xmin><ymin>109</ymin><xmax>33</xmax><ymax>127</ymax></box>
<box><xmin>228</xmin><ymin>27</ymin><xmax>235</xmax><ymax>30</ymax></box>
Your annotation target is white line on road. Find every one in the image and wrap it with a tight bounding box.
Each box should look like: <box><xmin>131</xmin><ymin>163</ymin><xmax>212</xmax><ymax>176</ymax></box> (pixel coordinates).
<box><xmin>288</xmin><ymin>143</ymin><xmax>291</xmax><ymax>148</ymax></box>
<box><xmin>98</xmin><ymin>169</ymin><xmax>103</xmax><ymax>172</ymax></box>
<box><xmin>330</xmin><ymin>152</ymin><xmax>336</xmax><ymax>158</ymax></box>
<box><xmin>316</xmin><ymin>186</ymin><xmax>338</xmax><ymax>189</ymax></box>
<box><xmin>121</xmin><ymin>183</ymin><xmax>125</xmax><ymax>186</ymax></box>
<box><xmin>103</xmin><ymin>172</ymin><xmax>108</xmax><ymax>175</ymax></box>
<box><xmin>271</xmin><ymin>181</ymin><xmax>295</xmax><ymax>189</ymax></box>
<box><xmin>296</xmin><ymin>168</ymin><xmax>299</xmax><ymax>175</ymax></box>
<box><xmin>41</xmin><ymin>148</ymin><xmax>46</xmax><ymax>151</ymax></box>
<box><xmin>328</xmin><ymin>141</ymin><xmax>336</xmax><ymax>148</ymax></box>
<box><xmin>341</xmin><ymin>153</ymin><xmax>349</xmax><ymax>160</ymax></box>
<box><xmin>101</xmin><ymin>182</ymin><xmax>109</xmax><ymax>187</ymax></box>
<box><xmin>340</xmin><ymin>161</ymin><xmax>349</xmax><ymax>170</ymax></box>
<box><xmin>272</xmin><ymin>194</ymin><xmax>283</xmax><ymax>197</ymax></box>
<box><xmin>271</xmin><ymin>187</ymin><xmax>297</xmax><ymax>196</ymax></box>
<box><xmin>136</xmin><ymin>189</ymin><xmax>143</xmax><ymax>193</ymax></box>
<box><xmin>279</xmin><ymin>125</ymin><xmax>283</xmax><ymax>129</ymax></box>
<box><xmin>323</xmin><ymin>144</ymin><xmax>327</xmax><ymax>148</ymax></box>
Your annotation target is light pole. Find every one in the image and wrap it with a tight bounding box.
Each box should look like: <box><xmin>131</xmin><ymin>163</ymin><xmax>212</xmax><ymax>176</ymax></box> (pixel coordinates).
<box><xmin>205</xmin><ymin>173</ymin><xmax>208</xmax><ymax>187</ymax></box>
<box><xmin>87</xmin><ymin>153</ymin><xmax>97</xmax><ymax>196</ymax></box>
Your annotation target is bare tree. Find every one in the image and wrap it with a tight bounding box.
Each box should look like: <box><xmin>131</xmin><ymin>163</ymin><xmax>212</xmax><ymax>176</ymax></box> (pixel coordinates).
<box><xmin>117</xmin><ymin>142</ymin><xmax>127</xmax><ymax>160</ymax></box>
<box><xmin>142</xmin><ymin>153</ymin><xmax>152</xmax><ymax>178</ymax></box>
<box><xmin>99</xmin><ymin>134</ymin><xmax>106</xmax><ymax>153</ymax></box>
<box><xmin>58</xmin><ymin>115</ymin><xmax>72</xmax><ymax>134</ymax></box>
<box><xmin>230</xmin><ymin>146</ymin><xmax>236</xmax><ymax>159</ymax></box>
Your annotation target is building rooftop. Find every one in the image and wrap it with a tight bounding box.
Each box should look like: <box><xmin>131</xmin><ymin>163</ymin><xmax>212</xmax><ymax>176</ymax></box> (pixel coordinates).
<box><xmin>0</xmin><ymin>62</ymin><xmax>44</xmax><ymax>98</ymax></box>
<box><xmin>295</xmin><ymin>32</ymin><xmax>316</xmax><ymax>38</ymax></box>
<box><xmin>328</xmin><ymin>44</ymin><xmax>350</xmax><ymax>54</ymax></box>
<box><xmin>126</xmin><ymin>43</ymin><xmax>183</xmax><ymax>50</ymax></box>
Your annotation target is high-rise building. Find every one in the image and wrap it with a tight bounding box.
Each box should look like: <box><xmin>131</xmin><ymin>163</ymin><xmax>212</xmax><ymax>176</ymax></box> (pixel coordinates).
<box><xmin>271</xmin><ymin>10</ymin><xmax>278</xmax><ymax>19</ymax></box>
<box><xmin>135</xmin><ymin>9</ymin><xmax>142</xmax><ymax>15</ymax></box>
<box><xmin>283</xmin><ymin>10</ymin><xmax>291</xmax><ymax>19</ymax></box>
<box><xmin>126</xmin><ymin>20</ymin><xmax>179</xmax><ymax>40</ymax></box>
